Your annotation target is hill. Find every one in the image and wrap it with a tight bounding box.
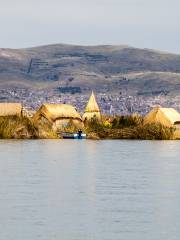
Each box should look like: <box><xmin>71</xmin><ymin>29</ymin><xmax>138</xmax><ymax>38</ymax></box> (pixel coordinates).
<box><xmin>0</xmin><ymin>44</ymin><xmax>180</xmax><ymax>96</ymax></box>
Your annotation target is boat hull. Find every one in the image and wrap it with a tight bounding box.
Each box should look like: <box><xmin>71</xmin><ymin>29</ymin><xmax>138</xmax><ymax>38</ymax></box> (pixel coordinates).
<box><xmin>60</xmin><ymin>133</ymin><xmax>86</xmax><ymax>139</ymax></box>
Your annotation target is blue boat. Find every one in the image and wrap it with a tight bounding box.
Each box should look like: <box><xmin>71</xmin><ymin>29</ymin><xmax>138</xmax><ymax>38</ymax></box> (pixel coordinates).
<box><xmin>60</xmin><ymin>130</ymin><xmax>86</xmax><ymax>139</ymax></box>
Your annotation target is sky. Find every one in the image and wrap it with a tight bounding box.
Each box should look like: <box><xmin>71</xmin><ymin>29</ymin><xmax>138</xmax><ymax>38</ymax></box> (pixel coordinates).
<box><xmin>0</xmin><ymin>0</ymin><xmax>179</xmax><ymax>53</ymax></box>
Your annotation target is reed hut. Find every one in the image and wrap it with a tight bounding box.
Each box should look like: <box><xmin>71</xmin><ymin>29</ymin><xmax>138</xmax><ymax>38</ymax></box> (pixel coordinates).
<box><xmin>33</xmin><ymin>103</ymin><xmax>83</xmax><ymax>130</ymax></box>
<box><xmin>0</xmin><ymin>103</ymin><xmax>22</xmax><ymax>117</ymax></box>
<box><xmin>82</xmin><ymin>91</ymin><xmax>101</xmax><ymax>122</ymax></box>
<box><xmin>144</xmin><ymin>107</ymin><xmax>180</xmax><ymax>128</ymax></box>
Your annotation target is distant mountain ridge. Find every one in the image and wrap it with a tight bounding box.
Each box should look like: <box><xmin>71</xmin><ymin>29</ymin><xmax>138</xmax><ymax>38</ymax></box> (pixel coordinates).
<box><xmin>0</xmin><ymin>44</ymin><xmax>180</xmax><ymax>96</ymax></box>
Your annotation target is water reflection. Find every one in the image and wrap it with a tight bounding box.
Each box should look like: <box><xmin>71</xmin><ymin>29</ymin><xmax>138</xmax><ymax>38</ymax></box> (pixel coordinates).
<box><xmin>0</xmin><ymin>140</ymin><xmax>179</xmax><ymax>240</ymax></box>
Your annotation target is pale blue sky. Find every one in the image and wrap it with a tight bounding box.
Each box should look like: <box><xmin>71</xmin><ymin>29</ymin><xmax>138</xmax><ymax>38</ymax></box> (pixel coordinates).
<box><xmin>0</xmin><ymin>0</ymin><xmax>179</xmax><ymax>53</ymax></box>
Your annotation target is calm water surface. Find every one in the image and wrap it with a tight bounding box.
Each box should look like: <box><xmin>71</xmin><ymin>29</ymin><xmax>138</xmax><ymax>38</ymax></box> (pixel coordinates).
<box><xmin>0</xmin><ymin>140</ymin><xmax>180</xmax><ymax>240</ymax></box>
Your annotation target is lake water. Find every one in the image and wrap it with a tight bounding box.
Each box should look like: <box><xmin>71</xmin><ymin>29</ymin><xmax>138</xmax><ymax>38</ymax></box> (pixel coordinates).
<box><xmin>0</xmin><ymin>140</ymin><xmax>179</xmax><ymax>240</ymax></box>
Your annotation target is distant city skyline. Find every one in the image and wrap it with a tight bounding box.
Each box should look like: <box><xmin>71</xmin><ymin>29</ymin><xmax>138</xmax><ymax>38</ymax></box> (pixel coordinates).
<box><xmin>0</xmin><ymin>0</ymin><xmax>179</xmax><ymax>53</ymax></box>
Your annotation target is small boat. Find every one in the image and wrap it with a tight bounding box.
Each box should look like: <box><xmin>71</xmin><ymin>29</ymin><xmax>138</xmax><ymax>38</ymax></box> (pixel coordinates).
<box><xmin>60</xmin><ymin>131</ymin><xmax>86</xmax><ymax>139</ymax></box>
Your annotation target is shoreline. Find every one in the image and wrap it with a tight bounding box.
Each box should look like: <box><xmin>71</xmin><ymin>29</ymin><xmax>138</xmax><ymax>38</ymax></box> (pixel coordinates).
<box><xmin>0</xmin><ymin>115</ymin><xmax>179</xmax><ymax>140</ymax></box>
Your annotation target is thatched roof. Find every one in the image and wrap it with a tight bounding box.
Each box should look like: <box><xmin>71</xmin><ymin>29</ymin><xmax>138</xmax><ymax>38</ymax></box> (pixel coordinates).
<box><xmin>85</xmin><ymin>91</ymin><xmax>100</xmax><ymax>113</ymax></box>
<box><xmin>144</xmin><ymin>107</ymin><xmax>180</xmax><ymax>127</ymax></box>
<box><xmin>34</xmin><ymin>103</ymin><xmax>82</xmax><ymax>122</ymax></box>
<box><xmin>0</xmin><ymin>103</ymin><xmax>22</xmax><ymax>116</ymax></box>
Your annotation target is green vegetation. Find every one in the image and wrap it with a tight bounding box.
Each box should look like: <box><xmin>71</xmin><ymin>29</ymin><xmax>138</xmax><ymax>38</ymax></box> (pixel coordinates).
<box><xmin>84</xmin><ymin>115</ymin><xmax>174</xmax><ymax>140</ymax></box>
<box><xmin>0</xmin><ymin>115</ymin><xmax>175</xmax><ymax>140</ymax></box>
<box><xmin>0</xmin><ymin>116</ymin><xmax>58</xmax><ymax>139</ymax></box>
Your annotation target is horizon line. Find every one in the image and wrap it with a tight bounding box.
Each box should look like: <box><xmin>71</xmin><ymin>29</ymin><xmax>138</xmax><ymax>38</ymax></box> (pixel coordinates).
<box><xmin>0</xmin><ymin>42</ymin><xmax>179</xmax><ymax>55</ymax></box>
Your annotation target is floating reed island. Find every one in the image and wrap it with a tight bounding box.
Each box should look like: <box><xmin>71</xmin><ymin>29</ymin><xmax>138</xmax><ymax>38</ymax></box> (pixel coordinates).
<box><xmin>0</xmin><ymin>92</ymin><xmax>180</xmax><ymax>140</ymax></box>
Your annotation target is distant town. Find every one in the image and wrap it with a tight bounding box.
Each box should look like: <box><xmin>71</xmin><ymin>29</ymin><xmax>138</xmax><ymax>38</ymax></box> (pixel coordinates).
<box><xmin>1</xmin><ymin>44</ymin><xmax>180</xmax><ymax>116</ymax></box>
<box><xmin>0</xmin><ymin>87</ymin><xmax>179</xmax><ymax>115</ymax></box>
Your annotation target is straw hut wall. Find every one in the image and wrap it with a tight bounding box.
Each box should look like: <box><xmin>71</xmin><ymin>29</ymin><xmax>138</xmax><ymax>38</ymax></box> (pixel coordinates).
<box><xmin>144</xmin><ymin>107</ymin><xmax>180</xmax><ymax>128</ymax></box>
<box><xmin>83</xmin><ymin>112</ymin><xmax>101</xmax><ymax>122</ymax></box>
<box><xmin>83</xmin><ymin>91</ymin><xmax>101</xmax><ymax>121</ymax></box>
<box><xmin>34</xmin><ymin>104</ymin><xmax>83</xmax><ymax>129</ymax></box>
<box><xmin>0</xmin><ymin>103</ymin><xmax>22</xmax><ymax>117</ymax></box>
